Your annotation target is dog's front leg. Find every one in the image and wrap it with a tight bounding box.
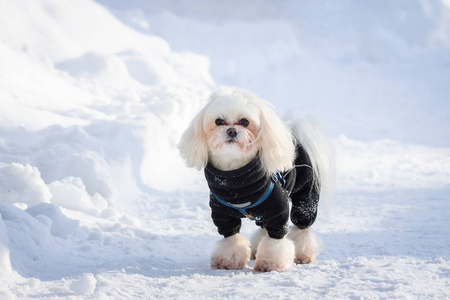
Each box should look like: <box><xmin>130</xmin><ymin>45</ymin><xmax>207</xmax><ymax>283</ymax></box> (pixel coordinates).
<box><xmin>254</xmin><ymin>236</ymin><xmax>295</xmax><ymax>272</ymax></box>
<box><xmin>210</xmin><ymin>233</ymin><xmax>251</xmax><ymax>270</ymax></box>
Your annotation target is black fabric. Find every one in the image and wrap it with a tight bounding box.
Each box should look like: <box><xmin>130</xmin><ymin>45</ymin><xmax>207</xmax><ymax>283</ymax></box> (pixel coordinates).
<box><xmin>290</xmin><ymin>145</ymin><xmax>319</xmax><ymax>229</ymax></box>
<box><xmin>204</xmin><ymin>144</ymin><xmax>319</xmax><ymax>239</ymax></box>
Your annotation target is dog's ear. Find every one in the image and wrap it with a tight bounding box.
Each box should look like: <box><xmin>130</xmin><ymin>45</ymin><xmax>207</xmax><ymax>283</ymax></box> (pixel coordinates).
<box><xmin>258</xmin><ymin>103</ymin><xmax>296</xmax><ymax>173</ymax></box>
<box><xmin>178</xmin><ymin>106</ymin><xmax>209</xmax><ymax>170</ymax></box>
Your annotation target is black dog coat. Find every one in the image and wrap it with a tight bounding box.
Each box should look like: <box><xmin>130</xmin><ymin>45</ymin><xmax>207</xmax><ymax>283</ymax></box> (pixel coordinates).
<box><xmin>205</xmin><ymin>144</ymin><xmax>319</xmax><ymax>239</ymax></box>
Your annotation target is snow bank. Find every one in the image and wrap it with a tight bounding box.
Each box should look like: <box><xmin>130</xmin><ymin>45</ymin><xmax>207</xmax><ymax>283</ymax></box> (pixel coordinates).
<box><xmin>0</xmin><ymin>0</ymin><xmax>215</xmax><ymax>188</ymax></box>
<box><xmin>0</xmin><ymin>214</ymin><xmax>12</xmax><ymax>273</ymax></box>
<box><xmin>26</xmin><ymin>203</ymin><xmax>79</xmax><ymax>238</ymax></box>
<box><xmin>0</xmin><ymin>0</ymin><xmax>449</xmax><ymax>298</ymax></box>
<box><xmin>0</xmin><ymin>163</ymin><xmax>51</xmax><ymax>206</ymax></box>
<box><xmin>48</xmin><ymin>177</ymin><xmax>108</xmax><ymax>215</ymax></box>
<box><xmin>0</xmin><ymin>0</ymin><xmax>213</xmax><ymax>290</ymax></box>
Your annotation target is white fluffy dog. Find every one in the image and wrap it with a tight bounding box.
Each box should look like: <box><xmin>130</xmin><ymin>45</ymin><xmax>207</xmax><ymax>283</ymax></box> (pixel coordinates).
<box><xmin>178</xmin><ymin>87</ymin><xmax>333</xmax><ymax>272</ymax></box>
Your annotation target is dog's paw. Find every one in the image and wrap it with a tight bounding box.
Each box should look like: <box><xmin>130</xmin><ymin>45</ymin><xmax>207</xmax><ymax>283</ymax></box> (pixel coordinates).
<box><xmin>211</xmin><ymin>256</ymin><xmax>247</xmax><ymax>270</ymax></box>
<box><xmin>287</xmin><ymin>227</ymin><xmax>321</xmax><ymax>265</ymax></box>
<box><xmin>210</xmin><ymin>234</ymin><xmax>251</xmax><ymax>270</ymax></box>
<box><xmin>253</xmin><ymin>236</ymin><xmax>294</xmax><ymax>272</ymax></box>
<box><xmin>254</xmin><ymin>259</ymin><xmax>290</xmax><ymax>272</ymax></box>
<box><xmin>294</xmin><ymin>254</ymin><xmax>315</xmax><ymax>264</ymax></box>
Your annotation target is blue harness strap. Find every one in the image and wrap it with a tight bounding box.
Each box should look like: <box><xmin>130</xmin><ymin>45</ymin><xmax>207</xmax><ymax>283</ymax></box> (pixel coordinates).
<box><xmin>211</xmin><ymin>165</ymin><xmax>311</xmax><ymax>221</ymax></box>
<box><xmin>212</xmin><ymin>171</ymin><xmax>284</xmax><ymax>221</ymax></box>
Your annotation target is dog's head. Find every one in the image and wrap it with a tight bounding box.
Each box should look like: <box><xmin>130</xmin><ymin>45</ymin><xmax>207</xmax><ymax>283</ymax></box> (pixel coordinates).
<box><xmin>178</xmin><ymin>87</ymin><xmax>296</xmax><ymax>173</ymax></box>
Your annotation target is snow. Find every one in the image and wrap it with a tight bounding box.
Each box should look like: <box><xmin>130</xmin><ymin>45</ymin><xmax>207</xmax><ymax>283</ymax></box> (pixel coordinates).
<box><xmin>69</xmin><ymin>273</ymin><xmax>97</xmax><ymax>296</ymax></box>
<box><xmin>0</xmin><ymin>163</ymin><xmax>52</xmax><ymax>206</ymax></box>
<box><xmin>1</xmin><ymin>0</ymin><xmax>450</xmax><ymax>299</ymax></box>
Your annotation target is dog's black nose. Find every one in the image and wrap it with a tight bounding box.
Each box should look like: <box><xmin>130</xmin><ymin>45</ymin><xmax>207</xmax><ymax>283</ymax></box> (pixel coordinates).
<box><xmin>227</xmin><ymin>127</ymin><xmax>238</xmax><ymax>138</ymax></box>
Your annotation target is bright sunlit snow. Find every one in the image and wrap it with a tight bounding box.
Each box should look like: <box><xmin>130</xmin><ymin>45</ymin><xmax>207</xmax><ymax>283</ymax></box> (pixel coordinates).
<box><xmin>1</xmin><ymin>0</ymin><xmax>450</xmax><ymax>299</ymax></box>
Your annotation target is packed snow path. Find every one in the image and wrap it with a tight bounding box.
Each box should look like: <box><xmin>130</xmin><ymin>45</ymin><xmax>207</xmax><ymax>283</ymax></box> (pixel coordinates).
<box><xmin>1</xmin><ymin>0</ymin><xmax>450</xmax><ymax>299</ymax></box>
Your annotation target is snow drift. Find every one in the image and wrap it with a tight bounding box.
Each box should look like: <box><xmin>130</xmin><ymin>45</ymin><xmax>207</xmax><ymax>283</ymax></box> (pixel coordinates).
<box><xmin>1</xmin><ymin>0</ymin><xmax>450</xmax><ymax>299</ymax></box>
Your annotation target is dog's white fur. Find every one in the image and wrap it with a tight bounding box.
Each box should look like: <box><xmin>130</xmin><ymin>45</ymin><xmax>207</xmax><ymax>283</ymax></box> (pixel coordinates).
<box><xmin>287</xmin><ymin>227</ymin><xmax>322</xmax><ymax>264</ymax></box>
<box><xmin>210</xmin><ymin>233</ymin><xmax>251</xmax><ymax>270</ymax></box>
<box><xmin>250</xmin><ymin>228</ymin><xmax>268</xmax><ymax>259</ymax></box>
<box><xmin>178</xmin><ymin>87</ymin><xmax>295</xmax><ymax>174</ymax></box>
<box><xmin>254</xmin><ymin>236</ymin><xmax>295</xmax><ymax>272</ymax></box>
<box><xmin>178</xmin><ymin>87</ymin><xmax>333</xmax><ymax>272</ymax></box>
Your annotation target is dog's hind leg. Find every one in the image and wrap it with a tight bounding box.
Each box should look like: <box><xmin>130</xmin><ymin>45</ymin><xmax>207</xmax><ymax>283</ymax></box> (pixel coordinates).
<box><xmin>249</xmin><ymin>228</ymin><xmax>268</xmax><ymax>260</ymax></box>
<box><xmin>287</xmin><ymin>227</ymin><xmax>321</xmax><ymax>264</ymax></box>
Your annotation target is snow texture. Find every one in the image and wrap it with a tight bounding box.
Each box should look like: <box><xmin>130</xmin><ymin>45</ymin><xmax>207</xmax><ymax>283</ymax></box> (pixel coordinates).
<box><xmin>1</xmin><ymin>0</ymin><xmax>450</xmax><ymax>299</ymax></box>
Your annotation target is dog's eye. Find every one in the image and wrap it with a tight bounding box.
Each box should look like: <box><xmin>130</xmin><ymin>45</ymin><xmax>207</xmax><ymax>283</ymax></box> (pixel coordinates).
<box><xmin>215</xmin><ymin>118</ymin><xmax>226</xmax><ymax>126</ymax></box>
<box><xmin>239</xmin><ymin>119</ymin><xmax>249</xmax><ymax>127</ymax></box>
